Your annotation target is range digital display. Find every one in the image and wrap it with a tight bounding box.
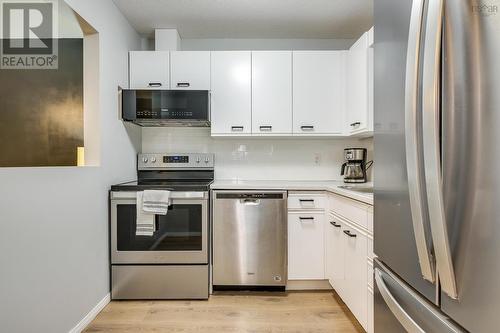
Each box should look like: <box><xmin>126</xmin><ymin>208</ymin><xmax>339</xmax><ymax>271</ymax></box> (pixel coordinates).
<box><xmin>163</xmin><ymin>155</ymin><xmax>189</xmax><ymax>163</ymax></box>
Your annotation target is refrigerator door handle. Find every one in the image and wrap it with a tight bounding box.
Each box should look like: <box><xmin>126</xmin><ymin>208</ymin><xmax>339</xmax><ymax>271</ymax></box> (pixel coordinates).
<box><xmin>404</xmin><ymin>0</ymin><xmax>435</xmax><ymax>283</ymax></box>
<box><xmin>422</xmin><ymin>0</ymin><xmax>458</xmax><ymax>299</ymax></box>
<box><xmin>375</xmin><ymin>268</ymin><xmax>426</xmax><ymax>333</ymax></box>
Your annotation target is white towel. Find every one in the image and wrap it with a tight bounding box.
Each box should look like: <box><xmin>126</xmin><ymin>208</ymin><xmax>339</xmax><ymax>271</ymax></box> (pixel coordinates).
<box><xmin>142</xmin><ymin>190</ymin><xmax>171</xmax><ymax>215</ymax></box>
<box><xmin>136</xmin><ymin>192</ymin><xmax>156</xmax><ymax>236</ymax></box>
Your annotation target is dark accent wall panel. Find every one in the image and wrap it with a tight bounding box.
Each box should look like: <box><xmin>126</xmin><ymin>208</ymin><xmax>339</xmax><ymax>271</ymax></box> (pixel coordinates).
<box><xmin>0</xmin><ymin>38</ymin><xmax>83</xmax><ymax>167</ymax></box>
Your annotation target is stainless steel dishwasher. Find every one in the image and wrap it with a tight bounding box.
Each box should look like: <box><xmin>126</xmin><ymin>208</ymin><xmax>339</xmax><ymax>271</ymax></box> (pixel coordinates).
<box><xmin>212</xmin><ymin>191</ymin><xmax>287</xmax><ymax>288</ymax></box>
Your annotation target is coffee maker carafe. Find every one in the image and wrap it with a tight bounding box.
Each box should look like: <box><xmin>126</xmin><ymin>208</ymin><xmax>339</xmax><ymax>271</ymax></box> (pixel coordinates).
<box><xmin>341</xmin><ymin>148</ymin><xmax>372</xmax><ymax>183</ymax></box>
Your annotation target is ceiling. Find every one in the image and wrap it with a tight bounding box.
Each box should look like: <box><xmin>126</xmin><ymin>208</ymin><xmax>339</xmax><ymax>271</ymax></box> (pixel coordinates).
<box><xmin>112</xmin><ymin>0</ymin><xmax>373</xmax><ymax>39</ymax></box>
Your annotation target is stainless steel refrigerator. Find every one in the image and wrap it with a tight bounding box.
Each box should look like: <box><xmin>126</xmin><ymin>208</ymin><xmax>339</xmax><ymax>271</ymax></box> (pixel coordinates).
<box><xmin>374</xmin><ymin>0</ymin><xmax>500</xmax><ymax>332</ymax></box>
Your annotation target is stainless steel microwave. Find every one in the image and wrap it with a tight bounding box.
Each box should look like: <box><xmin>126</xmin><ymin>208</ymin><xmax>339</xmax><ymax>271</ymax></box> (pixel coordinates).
<box><xmin>121</xmin><ymin>90</ymin><xmax>210</xmax><ymax>127</ymax></box>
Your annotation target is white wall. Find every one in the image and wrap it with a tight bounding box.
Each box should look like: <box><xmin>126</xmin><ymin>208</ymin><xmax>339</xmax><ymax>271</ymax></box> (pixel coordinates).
<box><xmin>140</xmin><ymin>38</ymin><xmax>355</xmax><ymax>51</ymax></box>
<box><xmin>0</xmin><ymin>1</ymin><xmax>141</xmax><ymax>332</ymax></box>
<box><xmin>142</xmin><ymin>128</ymin><xmax>373</xmax><ymax>181</ymax></box>
<box><xmin>180</xmin><ymin>38</ymin><xmax>355</xmax><ymax>51</ymax></box>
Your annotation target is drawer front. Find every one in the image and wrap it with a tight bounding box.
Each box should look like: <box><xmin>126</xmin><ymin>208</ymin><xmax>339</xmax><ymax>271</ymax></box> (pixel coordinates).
<box><xmin>112</xmin><ymin>265</ymin><xmax>208</xmax><ymax>299</ymax></box>
<box><xmin>367</xmin><ymin>206</ymin><xmax>373</xmax><ymax>233</ymax></box>
<box><xmin>328</xmin><ymin>193</ymin><xmax>369</xmax><ymax>228</ymax></box>
<box><xmin>288</xmin><ymin>193</ymin><xmax>326</xmax><ymax>210</ymax></box>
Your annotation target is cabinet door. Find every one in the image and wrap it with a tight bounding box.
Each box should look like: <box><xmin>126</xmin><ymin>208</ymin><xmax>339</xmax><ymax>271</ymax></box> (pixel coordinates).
<box><xmin>343</xmin><ymin>221</ymin><xmax>368</xmax><ymax>329</ymax></box>
<box><xmin>326</xmin><ymin>215</ymin><xmax>346</xmax><ymax>294</ymax></box>
<box><xmin>129</xmin><ymin>51</ymin><xmax>169</xmax><ymax>89</ymax></box>
<box><xmin>347</xmin><ymin>32</ymin><xmax>370</xmax><ymax>133</ymax></box>
<box><xmin>252</xmin><ymin>51</ymin><xmax>292</xmax><ymax>134</ymax></box>
<box><xmin>288</xmin><ymin>213</ymin><xmax>325</xmax><ymax>280</ymax></box>
<box><xmin>292</xmin><ymin>51</ymin><xmax>346</xmax><ymax>135</ymax></box>
<box><xmin>367</xmin><ymin>287</ymin><xmax>374</xmax><ymax>333</ymax></box>
<box><xmin>211</xmin><ymin>51</ymin><xmax>252</xmax><ymax>135</ymax></box>
<box><xmin>170</xmin><ymin>51</ymin><xmax>211</xmax><ymax>90</ymax></box>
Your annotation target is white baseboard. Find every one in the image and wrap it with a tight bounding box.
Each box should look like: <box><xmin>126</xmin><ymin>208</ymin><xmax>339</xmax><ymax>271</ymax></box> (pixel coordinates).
<box><xmin>69</xmin><ymin>293</ymin><xmax>110</xmax><ymax>333</ymax></box>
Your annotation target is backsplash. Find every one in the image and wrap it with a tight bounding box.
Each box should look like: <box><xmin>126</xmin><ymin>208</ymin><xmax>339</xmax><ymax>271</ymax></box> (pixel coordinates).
<box><xmin>142</xmin><ymin>128</ymin><xmax>373</xmax><ymax>181</ymax></box>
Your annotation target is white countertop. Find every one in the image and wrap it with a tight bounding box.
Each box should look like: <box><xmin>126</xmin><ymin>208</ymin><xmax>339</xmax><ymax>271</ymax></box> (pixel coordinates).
<box><xmin>210</xmin><ymin>180</ymin><xmax>373</xmax><ymax>205</ymax></box>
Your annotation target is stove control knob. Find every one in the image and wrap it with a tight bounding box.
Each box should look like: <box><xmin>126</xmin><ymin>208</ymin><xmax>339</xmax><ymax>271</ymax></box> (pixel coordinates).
<box><xmin>151</xmin><ymin>157</ymin><xmax>156</xmax><ymax>163</ymax></box>
<box><xmin>142</xmin><ymin>157</ymin><xmax>148</xmax><ymax>163</ymax></box>
<box><xmin>196</xmin><ymin>157</ymin><xmax>201</xmax><ymax>164</ymax></box>
<box><xmin>205</xmin><ymin>157</ymin><xmax>210</xmax><ymax>164</ymax></box>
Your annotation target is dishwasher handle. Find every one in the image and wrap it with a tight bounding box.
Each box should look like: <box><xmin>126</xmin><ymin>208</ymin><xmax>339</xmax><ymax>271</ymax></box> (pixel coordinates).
<box><xmin>240</xmin><ymin>198</ymin><xmax>261</xmax><ymax>205</ymax></box>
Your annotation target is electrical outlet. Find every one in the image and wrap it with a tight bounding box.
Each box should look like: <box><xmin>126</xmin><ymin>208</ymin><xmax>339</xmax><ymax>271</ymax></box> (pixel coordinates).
<box><xmin>314</xmin><ymin>153</ymin><xmax>321</xmax><ymax>165</ymax></box>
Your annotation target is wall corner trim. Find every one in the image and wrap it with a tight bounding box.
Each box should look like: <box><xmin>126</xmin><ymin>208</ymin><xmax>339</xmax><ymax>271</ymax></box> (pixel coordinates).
<box><xmin>69</xmin><ymin>293</ymin><xmax>110</xmax><ymax>333</ymax></box>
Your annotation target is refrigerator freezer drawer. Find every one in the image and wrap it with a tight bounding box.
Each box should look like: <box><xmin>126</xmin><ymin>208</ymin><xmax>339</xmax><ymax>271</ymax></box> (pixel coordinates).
<box><xmin>374</xmin><ymin>259</ymin><xmax>464</xmax><ymax>333</ymax></box>
<box><xmin>111</xmin><ymin>265</ymin><xmax>209</xmax><ymax>299</ymax></box>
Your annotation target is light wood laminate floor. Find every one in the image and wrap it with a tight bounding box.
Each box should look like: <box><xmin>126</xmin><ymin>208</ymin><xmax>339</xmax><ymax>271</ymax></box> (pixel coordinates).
<box><xmin>84</xmin><ymin>291</ymin><xmax>364</xmax><ymax>333</ymax></box>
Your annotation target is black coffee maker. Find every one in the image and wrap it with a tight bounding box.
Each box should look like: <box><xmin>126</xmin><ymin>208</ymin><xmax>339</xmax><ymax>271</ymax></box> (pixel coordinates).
<box><xmin>341</xmin><ymin>148</ymin><xmax>373</xmax><ymax>183</ymax></box>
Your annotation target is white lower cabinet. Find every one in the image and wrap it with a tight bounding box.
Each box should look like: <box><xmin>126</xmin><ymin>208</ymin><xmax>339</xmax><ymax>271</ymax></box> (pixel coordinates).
<box><xmin>327</xmin><ymin>192</ymin><xmax>373</xmax><ymax>331</ymax></box>
<box><xmin>343</xmin><ymin>220</ymin><xmax>368</xmax><ymax>329</ymax></box>
<box><xmin>326</xmin><ymin>214</ymin><xmax>345</xmax><ymax>293</ymax></box>
<box><xmin>288</xmin><ymin>212</ymin><xmax>325</xmax><ymax>280</ymax></box>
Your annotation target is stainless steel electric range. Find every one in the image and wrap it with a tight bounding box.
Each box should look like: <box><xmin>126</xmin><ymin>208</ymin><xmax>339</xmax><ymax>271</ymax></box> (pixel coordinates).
<box><xmin>110</xmin><ymin>153</ymin><xmax>214</xmax><ymax>299</ymax></box>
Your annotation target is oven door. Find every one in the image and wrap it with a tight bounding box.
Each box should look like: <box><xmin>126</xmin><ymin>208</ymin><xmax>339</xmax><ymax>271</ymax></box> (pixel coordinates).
<box><xmin>110</xmin><ymin>191</ymin><xmax>208</xmax><ymax>264</ymax></box>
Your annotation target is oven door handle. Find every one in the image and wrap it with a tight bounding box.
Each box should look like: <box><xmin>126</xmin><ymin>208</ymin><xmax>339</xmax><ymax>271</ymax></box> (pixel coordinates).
<box><xmin>111</xmin><ymin>191</ymin><xmax>208</xmax><ymax>200</ymax></box>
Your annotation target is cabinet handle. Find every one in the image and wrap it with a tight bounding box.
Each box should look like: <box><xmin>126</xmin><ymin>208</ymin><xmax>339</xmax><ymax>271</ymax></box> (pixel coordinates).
<box><xmin>350</xmin><ymin>122</ymin><xmax>361</xmax><ymax>127</ymax></box>
<box><xmin>259</xmin><ymin>126</ymin><xmax>272</xmax><ymax>131</ymax></box>
<box><xmin>176</xmin><ymin>82</ymin><xmax>190</xmax><ymax>87</ymax></box>
<box><xmin>301</xmin><ymin>125</ymin><xmax>315</xmax><ymax>131</ymax></box>
<box><xmin>148</xmin><ymin>82</ymin><xmax>162</xmax><ymax>87</ymax></box>
<box><xmin>299</xmin><ymin>199</ymin><xmax>314</xmax><ymax>203</ymax></box>
<box><xmin>343</xmin><ymin>230</ymin><xmax>357</xmax><ymax>238</ymax></box>
<box><xmin>299</xmin><ymin>217</ymin><xmax>315</xmax><ymax>221</ymax></box>
<box><xmin>330</xmin><ymin>221</ymin><xmax>341</xmax><ymax>228</ymax></box>
<box><xmin>231</xmin><ymin>126</ymin><xmax>244</xmax><ymax>132</ymax></box>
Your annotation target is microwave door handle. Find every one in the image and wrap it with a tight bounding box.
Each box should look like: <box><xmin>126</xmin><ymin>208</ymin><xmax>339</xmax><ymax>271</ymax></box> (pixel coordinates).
<box><xmin>404</xmin><ymin>0</ymin><xmax>436</xmax><ymax>283</ymax></box>
<box><xmin>422</xmin><ymin>0</ymin><xmax>458</xmax><ymax>299</ymax></box>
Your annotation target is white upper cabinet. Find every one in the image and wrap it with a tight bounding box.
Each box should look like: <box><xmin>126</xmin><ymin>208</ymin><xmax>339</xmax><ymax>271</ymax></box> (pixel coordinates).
<box><xmin>347</xmin><ymin>31</ymin><xmax>372</xmax><ymax>134</ymax></box>
<box><xmin>292</xmin><ymin>51</ymin><xmax>346</xmax><ymax>135</ymax></box>
<box><xmin>170</xmin><ymin>51</ymin><xmax>211</xmax><ymax>90</ymax></box>
<box><xmin>210</xmin><ymin>51</ymin><xmax>252</xmax><ymax>135</ymax></box>
<box><xmin>252</xmin><ymin>51</ymin><xmax>293</xmax><ymax>135</ymax></box>
<box><xmin>129</xmin><ymin>51</ymin><xmax>169</xmax><ymax>89</ymax></box>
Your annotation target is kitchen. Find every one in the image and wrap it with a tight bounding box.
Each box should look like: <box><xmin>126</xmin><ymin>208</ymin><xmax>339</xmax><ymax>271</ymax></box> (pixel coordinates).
<box><xmin>0</xmin><ymin>0</ymin><xmax>496</xmax><ymax>333</ymax></box>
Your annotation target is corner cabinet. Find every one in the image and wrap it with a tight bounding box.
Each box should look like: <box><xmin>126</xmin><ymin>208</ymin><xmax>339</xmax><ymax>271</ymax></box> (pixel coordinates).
<box><xmin>327</xmin><ymin>192</ymin><xmax>373</xmax><ymax>332</ymax></box>
<box><xmin>292</xmin><ymin>51</ymin><xmax>347</xmax><ymax>135</ymax></box>
<box><xmin>210</xmin><ymin>51</ymin><xmax>252</xmax><ymax>135</ymax></box>
<box><xmin>129</xmin><ymin>51</ymin><xmax>170</xmax><ymax>89</ymax></box>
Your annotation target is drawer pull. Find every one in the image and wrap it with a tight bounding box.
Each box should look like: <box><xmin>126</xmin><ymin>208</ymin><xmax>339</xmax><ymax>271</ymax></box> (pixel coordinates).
<box><xmin>343</xmin><ymin>230</ymin><xmax>357</xmax><ymax>238</ymax></box>
<box><xmin>330</xmin><ymin>221</ymin><xmax>341</xmax><ymax>228</ymax></box>
<box><xmin>148</xmin><ymin>82</ymin><xmax>162</xmax><ymax>87</ymax></box>
<box><xmin>299</xmin><ymin>217</ymin><xmax>315</xmax><ymax>221</ymax></box>
<box><xmin>299</xmin><ymin>199</ymin><xmax>314</xmax><ymax>202</ymax></box>
<box><xmin>176</xmin><ymin>82</ymin><xmax>190</xmax><ymax>87</ymax></box>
